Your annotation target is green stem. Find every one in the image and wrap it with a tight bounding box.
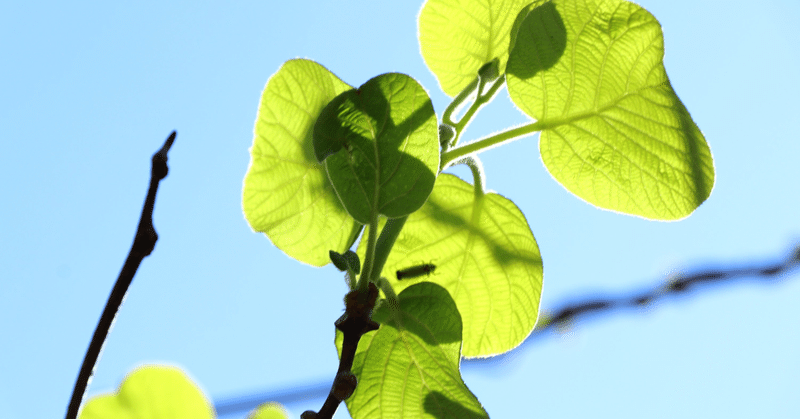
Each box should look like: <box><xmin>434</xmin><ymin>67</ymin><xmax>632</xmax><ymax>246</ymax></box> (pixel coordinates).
<box><xmin>459</xmin><ymin>156</ymin><xmax>486</xmax><ymax>197</ymax></box>
<box><xmin>457</xmin><ymin>76</ymin><xmax>505</xmax><ymax>130</ymax></box>
<box><xmin>455</xmin><ymin>77</ymin><xmax>488</xmax><ymax>127</ymax></box>
<box><xmin>377</xmin><ymin>276</ymin><xmax>399</xmax><ymax>303</ymax></box>
<box><xmin>440</xmin><ymin>120</ymin><xmax>544</xmax><ymax>170</ymax></box>
<box><xmin>442</xmin><ymin>75</ymin><xmax>506</xmax><ymax>147</ymax></box>
<box><xmin>370</xmin><ymin>216</ymin><xmax>408</xmax><ymax>282</ymax></box>
<box><xmin>443</xmin><ymin>77</ymin><xmax>479</xmax><ymax>127</ymax></box>
<box><xmin>376</xmin><ymin>276</ymin><xmax>402</xmax><ymax>317</ymax></box>
<box><xmin>357</xmin><ymin>210</ymin><xmax>380</xmax><ymax>291</ymax></box>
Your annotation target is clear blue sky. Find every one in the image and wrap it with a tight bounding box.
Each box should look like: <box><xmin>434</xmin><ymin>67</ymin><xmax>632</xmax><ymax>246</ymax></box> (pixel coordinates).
<box><xmin>2</xmin><ymin>0</ymin><xmax>800</xmax><ymax>418</ymax></box>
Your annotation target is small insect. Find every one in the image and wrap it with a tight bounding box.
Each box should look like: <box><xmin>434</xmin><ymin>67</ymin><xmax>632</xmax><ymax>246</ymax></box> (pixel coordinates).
<box><xmin>396</xmin><ymin>263</ymin><xmax>436</xmax><ymax>280</ymax></box>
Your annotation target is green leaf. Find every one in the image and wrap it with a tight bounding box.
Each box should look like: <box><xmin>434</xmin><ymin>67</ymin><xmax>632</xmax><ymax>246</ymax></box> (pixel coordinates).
<box><xmin>313</xmin><ymin>73</ymin><xmax>439</xmax><ymax>224</ymax></box>
<box><xmin>506</xmin><ymin>0</ymin><xmax>714</xmax><ymax>220</ymax></box>
<box><xmin>419</xmin><ymin>0</ymin><xmax>531</xmax><ymax>96</ymax></box>
<box><xmin>243</xmin><ymin>59</ymin><xmax>361</xmax><ymax>266</ymax></box>
<box><xmin>78</xmin><ymin>365</ymin><xmax>214</xmax><ymax>419</ymax></box>
<box><xmin>330</xmin><ymin>250</ymin><xmax>350</xmax><ymax>271</ymax></box>
<box><xmin>343</xmin><ymin>250</ymin><xmax>361</xmax><ymax>274</ymax></box>
<box><xmin>369</xmin><ymin>174</ymin><xmax>543</xmax><ymax>357</ymax></box>
<box><xmin>247</xmin><ymin>402</ymin><xmax>289</xmax><ymax>419</ymax></box>
<box><xmin>337</xmin><ymin>282</ymin><xmax>488</xmax><ymax>419</ymax></box>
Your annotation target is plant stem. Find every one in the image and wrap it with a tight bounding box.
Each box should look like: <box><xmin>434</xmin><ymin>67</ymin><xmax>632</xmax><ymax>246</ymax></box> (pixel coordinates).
<box><xmin>370</xmin><ymin>216</ymin><xmax>408</xmax><ymax>282</ymax></box>
<box><xmin>377</xmin><ymin>276</ymin><xmax>399</xmax><ymax>304</ymax></box>
<box><xmin>442</xmin><ymin>75</ymin><xmax>508</xmax><ymax>149</ymax></box>
<box><xmin>440</xmin><ymin>120</ymin><xmax>543</xmax><ymax>170</ymax></box>
<box><xmin>357</xmin><ymin>210</ymin><xmax>380</xmax><ymax>290</ymax></box>
<box><xmin>442</xmin><ymin>77</ymin><xmax>479</xmax><ymax>128</ymax></box>
<box><xmin>459</xmin><ymin>156</ymin><xmax>486</xmax><ymax>196</ymax></box>
<box><xmin>452</xmin><ymin>76</ymin><xmax>506</xmax><ymax>143</ymax></box>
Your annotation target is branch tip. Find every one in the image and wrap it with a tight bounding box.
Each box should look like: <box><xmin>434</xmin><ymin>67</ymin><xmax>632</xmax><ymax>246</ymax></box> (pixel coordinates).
<box><xmin>65</xmin><ymin>133</ymin><xmax>175</xmax><ymax>419</ymax></box>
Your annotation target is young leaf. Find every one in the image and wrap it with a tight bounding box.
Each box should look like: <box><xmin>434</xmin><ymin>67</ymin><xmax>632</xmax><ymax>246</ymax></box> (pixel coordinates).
<box><xmin>313</xmin><ymin>73</ymin><xmax>439</xmax><ymax>223</ymax></box>
<box><xmin>330</xmin><ymin>250</ymin><xmax>349</xmax><ymax>271</ymax></box>
<box><xmin>507</xmin><ymin>0</ymin><xmax>715</xmax><ymax>220</ymax></box>
<box><xmin>419</xmin><ymin>0</ymin><xmax>530</xmax><ymax>97</ymax></box>
<box><xmin>367</xmin><ymin>174</ymin><xmax>543</xmax><ymax>357</ymax></box>
<box><xmin>343</xmin><ymin>250</ymin><xmax>361</xmax><ymax>274</ymax></box>
<box><xmin>243</xmin><ymin>59</ymin><xmax>361</xmax><ymax>267</ymax></box>
<box><xmin>78</xmin><ymin>365</ymin><xmax>214</xmax><ymax>419</ymax></box>
<box><xmin>336</xmin><ymin>282</ymin><xmax>488</xmax><ymax>419</ymax></box>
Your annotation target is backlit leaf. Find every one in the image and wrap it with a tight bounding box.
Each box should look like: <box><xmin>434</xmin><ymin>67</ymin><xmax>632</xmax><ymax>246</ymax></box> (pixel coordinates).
<box><xmin>419</xmin><ymin>0</ymin><xmax>530</xmax><ymax>96</ymax></box>
<box><xmin>314</xmin><ymin>73</ymin><xmax>439</xmax><ymax>223</ymax></box>
<box><xmin>507</xmin><ymin>0</ymin><xmax>714</xmax><ymax>220</ymax></box>
<box><xmin>369</xmin><ymin>174</ymin><xmax>543</xmax><ymax>357</ymax></box>
<box><xmin>243</xmin><ymin>59</ymin><xmax>361</xmax><ymax>266</ymax></box>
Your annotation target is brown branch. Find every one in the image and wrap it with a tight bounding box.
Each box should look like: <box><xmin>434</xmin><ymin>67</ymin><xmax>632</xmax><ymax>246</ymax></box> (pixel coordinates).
<box><xmin>302</xmin><ymin>283</ymin><xmax>380</xmax><ymax>419</ymax></box>
<box><xmin>65</xmin><ymin>131</ymin><xmax>176</xmax><ymax>419</ymax></box>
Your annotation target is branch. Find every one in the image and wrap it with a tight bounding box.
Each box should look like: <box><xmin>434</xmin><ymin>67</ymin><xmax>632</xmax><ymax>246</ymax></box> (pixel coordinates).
<box><xmin>213</xmin><ymin>243</ymin><xmax>800</xmax><ymax>416</ymax></box>
<box><xmin>301</xmin><ymin>283</ymin><xmax>380</xmax><ymax>419</ymax></box>
<box><xmin>65</xmin><ymin>131</ymin><xmax>176</xmax><ymax>419</ymax></box>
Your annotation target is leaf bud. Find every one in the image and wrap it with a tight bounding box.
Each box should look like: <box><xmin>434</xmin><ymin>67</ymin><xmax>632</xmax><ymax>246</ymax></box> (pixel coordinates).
<box><xmin>439</xmin><ymin>124</ymin><xmax>456</xmax><ymax>148</ymax></box>
<box><xmin>478</xmin><ymin>58</ymin><xmax>500</xmax><ymax>83</ymax></box>
<box><xmin>332</xmin><ymin>371</ymin><xmax>358</xmax><ymax>401</ymax></box>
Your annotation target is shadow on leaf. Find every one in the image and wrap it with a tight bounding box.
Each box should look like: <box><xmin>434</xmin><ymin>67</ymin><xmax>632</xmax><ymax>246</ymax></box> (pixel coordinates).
<box><xmin>507</xmin><ymin>1</ymin><xmax>567</xmax><ymax>79</ymax></box>
<box><xmin>423</xmin><ymin>391</ymin><xmax>488</xmax><ymax>419</ymax></box>
<box><xmin>422</xmin><ymin>190</ymin><xmax>542</xmax><ymax>269</ymax></box>
<box><xmin>313</xmin><ymin>74</ymin><xmax>439</xmax><ymax>222</ymax></box>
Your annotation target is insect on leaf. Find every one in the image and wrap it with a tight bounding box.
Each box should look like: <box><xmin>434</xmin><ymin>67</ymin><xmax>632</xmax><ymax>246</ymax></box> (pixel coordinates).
<box><xmin>396</xmin><ymin>263</ymin><xmax>436</xmax><ymax>280</ymax></box>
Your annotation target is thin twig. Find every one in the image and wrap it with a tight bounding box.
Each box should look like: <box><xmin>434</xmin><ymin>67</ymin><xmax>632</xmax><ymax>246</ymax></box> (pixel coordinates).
<box><xmin>65</xmin><ymin>131</ymin><xmax>176</xmax><ymax>419</ymax></box>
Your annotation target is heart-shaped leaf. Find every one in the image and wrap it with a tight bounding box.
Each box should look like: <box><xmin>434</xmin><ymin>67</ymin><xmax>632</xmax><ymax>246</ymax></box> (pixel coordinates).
<box><xmin>313</xmin><ymin>73</ymin><xmax>439</xmax><ymax>223</ymax></box>
<box><xmin>243</xmin><ymin>59</ymin><xmax>361</xmax><ymax>266</ymax></box>
<box><xmin>507</xmin><ymin>0</ymin><xmax>714</xmax><ymax>220</ymax></box>
<box><xmin>367</xmin><ymin>174</ymin><xmax>543</xmax><ymax>357</ymax></box>
<box><xmin>419</xmin><ymin>0</ymin><xmax>531</xmax><ymax>96</ymax></box>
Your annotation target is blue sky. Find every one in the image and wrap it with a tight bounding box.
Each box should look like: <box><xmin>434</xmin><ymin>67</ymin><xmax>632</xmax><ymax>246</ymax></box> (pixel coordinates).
<box><xmin>2</xmin><ymin>0</ymin><xmax>800</xmax><ymax>418</ymax></box>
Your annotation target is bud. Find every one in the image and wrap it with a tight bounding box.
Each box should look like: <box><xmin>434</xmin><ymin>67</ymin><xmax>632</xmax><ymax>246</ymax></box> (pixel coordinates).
<box><xmin>332</xmin><ymin>371</ymin><xmax>358</xmax><ymax>401</ymax></box>
<box><xmin>478</xmin><ymin>58</ymin><xmax>500</xmax><ymax>83</ymax></box>
<box><xmin>439</xmin><ymin>124</ymin><xmax>456</xmax><ymax>148</ymax></box>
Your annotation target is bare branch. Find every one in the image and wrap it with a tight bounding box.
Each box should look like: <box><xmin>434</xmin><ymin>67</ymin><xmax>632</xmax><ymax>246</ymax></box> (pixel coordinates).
<box><xmin>65</xmin><ymin>131</ymin><xmax>176</xmax><ymax>419</ymax></box>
